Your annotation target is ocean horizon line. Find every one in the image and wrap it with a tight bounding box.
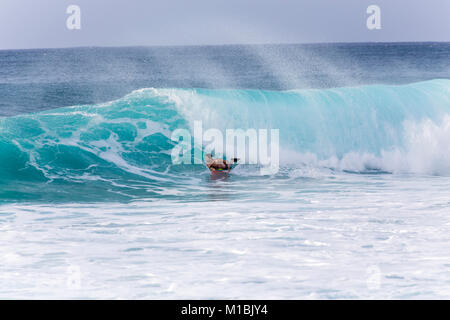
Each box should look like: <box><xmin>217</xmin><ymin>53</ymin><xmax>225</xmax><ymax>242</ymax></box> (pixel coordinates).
<box><xmin>1</xmin><ymin>40</ymin><xmax>449</xmax><ymax>52</ymax></box>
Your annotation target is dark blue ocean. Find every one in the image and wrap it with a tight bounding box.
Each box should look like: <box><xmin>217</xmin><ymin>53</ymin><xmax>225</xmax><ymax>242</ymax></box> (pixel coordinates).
<box><xmin>1</xmin><ymin>42</ymin><xmax>449</xmax><ymax>116</ymax></box>
<box><xmin>1</xmin><ymin>43</ymin><xmax>450</xmax><ymax>298</ymax></box>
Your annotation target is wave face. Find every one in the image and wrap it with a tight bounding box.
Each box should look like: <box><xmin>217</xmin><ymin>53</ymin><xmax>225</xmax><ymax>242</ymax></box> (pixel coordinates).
<box><xmin>1</xmin><ymin>79</ymin><xmax>450</xmax><ymax>201</ymax></box>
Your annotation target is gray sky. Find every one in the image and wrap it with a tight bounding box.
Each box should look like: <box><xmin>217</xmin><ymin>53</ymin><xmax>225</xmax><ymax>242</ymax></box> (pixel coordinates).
<box><xmin>1</xmin><ymin>0</ymin><xmax>449</xmax><ymax>50</ymax></box>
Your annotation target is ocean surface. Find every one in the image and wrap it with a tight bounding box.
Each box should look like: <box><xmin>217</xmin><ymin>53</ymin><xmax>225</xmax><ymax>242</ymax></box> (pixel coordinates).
<box><xmin>1</xmin><ymin>43</ymin><xmax>450</xmax><ymax>299</ymax></box>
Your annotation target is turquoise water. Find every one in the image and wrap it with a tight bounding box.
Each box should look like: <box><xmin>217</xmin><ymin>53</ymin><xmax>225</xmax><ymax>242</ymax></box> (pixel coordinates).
<box><xmin>1</xmin><ymin>79</ymin><xmax>450</xmax><ymax>202</ymax></box>
<box><xmin>1</xmin><ymin>43</ymin><xmax>450</xmax><ymax>298</ymax></box>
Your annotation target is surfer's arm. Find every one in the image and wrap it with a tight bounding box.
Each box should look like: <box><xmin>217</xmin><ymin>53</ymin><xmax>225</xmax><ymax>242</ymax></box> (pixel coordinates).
<box><xmin>226</xmin><ymin>159</ymin><xmax>237</xmax><ymax>171</ymax></box>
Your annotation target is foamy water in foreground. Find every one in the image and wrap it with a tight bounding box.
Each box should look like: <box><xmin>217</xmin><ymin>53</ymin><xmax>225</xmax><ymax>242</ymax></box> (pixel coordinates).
<box><xmin>1</xmin><ymin>173</ymin><xmax>450</xmax><ymax>299</ymax></box>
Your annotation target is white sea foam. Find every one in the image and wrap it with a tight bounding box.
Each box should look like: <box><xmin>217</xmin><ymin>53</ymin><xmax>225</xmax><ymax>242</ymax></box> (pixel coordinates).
<box><xmin>281</xmin><ymin>116</ymin><xmax>450</xmax><ymax>176</ymax></box>
<box><xmin>1</xmin><ymin>174</ymin><xmax>450</xmax><ymax>299</ymax></box>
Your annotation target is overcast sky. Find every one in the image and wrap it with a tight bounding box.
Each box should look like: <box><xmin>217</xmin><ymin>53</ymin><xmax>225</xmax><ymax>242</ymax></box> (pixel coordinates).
<box><xmin>1</xmin><ymin>0</ymin><xmax>449</xmax><ymax>50</ymax></box>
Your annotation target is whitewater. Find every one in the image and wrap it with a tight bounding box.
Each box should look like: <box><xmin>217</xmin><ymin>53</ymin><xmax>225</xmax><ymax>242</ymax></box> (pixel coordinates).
<box><xmin>1</xmin><ymin>43</ymin><xmax>450</xmax><ymax>299</ymax></box>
